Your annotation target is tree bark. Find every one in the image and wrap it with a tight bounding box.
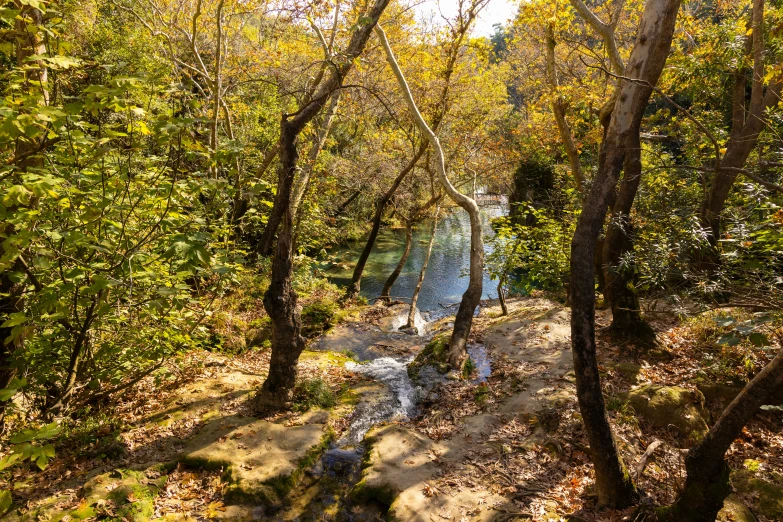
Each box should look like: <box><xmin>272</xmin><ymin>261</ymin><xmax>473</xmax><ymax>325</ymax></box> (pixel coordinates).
<box><xmin>380</xmin><ymin>193</ymin><xmax>443</xmax><ymax>302</ymax></box>
<box><xmin>497</xmin><ymin>277</ymin><xmax>508</xmax><ymax>316</ymax></box>
<box><xmin>663</xmin><ymin>345</ymin><xmax>783</xmax><ymax>521</ymax></box>
<box><xmin>343</xmin><ymin>143</ymin><xmax>426</xmax><ymax>300</ymax></box>
<box><xmin>376</xmin><ymin>24</ymin><xmax>484</xmax><ymax>371</ymax></box>
<box><xmin>380</xmin><ymin>218</ymin><xmax>412</xmax><ymax>303</ymax></box>
<box><xmin>254</xmin><ymin>0</ymin><xmax>391</xmax><ymax>410</ymax></box>
<box><xmin>699</xmin><ymin>0</ymin><xmax>782</xmax><ymax>260</ymax></box>
<box><xmin>546</xmin><ymin>24</ymin><xmax>584</xmax><ymax>190</ymax></box>
<box><xmin>602</xmin><ymin>132</ymin><xmax>655</xmax><ymax>341</ymax></box>
<box><xmin>569</xmin><ymin>0</ymin><xmax>681</xmax><ymax>507</ymax></box>
<box><xmin>291</xmin><ymin>92</ymin><xmax>341</xmax><ymax>219</ymax></box>
<box><xmin>407</xmin><ymin>208</ymin><xmax>439</xmax><ymax>328</ymax></box>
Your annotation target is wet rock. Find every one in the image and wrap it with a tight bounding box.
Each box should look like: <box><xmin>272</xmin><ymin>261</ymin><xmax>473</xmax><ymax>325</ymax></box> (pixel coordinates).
<box><xmin>623</xmin><ymin>385</ymin><xmax>709</xmax><ymax>441</ymax></box>
<box><xmin>408</xmin><ymin>333</ymin><xmax>451</xmax><ymax>378</ymax></box>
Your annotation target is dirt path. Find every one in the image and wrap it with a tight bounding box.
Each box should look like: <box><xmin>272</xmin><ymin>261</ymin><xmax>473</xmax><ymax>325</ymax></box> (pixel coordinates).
<box><xmin>354</xmin><ymin>298</ymin><xmax>581</xmax><ymax>521</ymax></box>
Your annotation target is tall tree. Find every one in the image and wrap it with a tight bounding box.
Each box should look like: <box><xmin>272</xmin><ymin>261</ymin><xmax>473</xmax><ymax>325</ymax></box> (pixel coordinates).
<box><xmin>254</xmin><ymin>0</ymin><xmax>392</xmax><ymax>410</ymax></box>
<box><xmin>343</xmin><ymin>0</ymin><xmax>488</xmax><ymax>301</ymax></box>
<box><xmin>376</xmin><ymin>22</ymin><xmax>484</xmax><ymax>370</ymax></box>
<box><xmin>568</xmin><ymin>0</ymin><xmax>681</xmax><ymax>507</ymax></box>
<box><xmin>698</xmin><ymin>0</ymin><xmax>782</xmax><ymax>264</ymax></box>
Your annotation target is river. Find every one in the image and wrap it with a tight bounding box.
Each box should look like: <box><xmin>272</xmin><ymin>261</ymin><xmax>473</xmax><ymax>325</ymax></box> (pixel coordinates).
<box><xmin>317</xmin><ymin>198</ymin><xmax>508</xmax><ymax>311</ymax></box>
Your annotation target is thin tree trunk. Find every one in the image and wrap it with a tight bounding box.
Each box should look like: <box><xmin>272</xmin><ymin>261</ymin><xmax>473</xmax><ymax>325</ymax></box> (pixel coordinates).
<box><xmin>569</xmin><ymin>0</ymin><xmax>681</xmax><ymax>507</ymax></box>
<box><xmin>376</xmin><ymin>25</ymin><xmax>484</xmax><ymax>371</ymax></box>
<box><xmin>602</xmin><ymin>132</ymin><xmax>654</xmax><ymax>340</ymax></box>
<box><xmin>381</xmin><ymin>218</ymin><xmax>412</xmax><ymax>303</ymax></box>
<box><xmin>380</xmin><ymin>193</ymin><xmax>443</xmax><ymax>302</ymax></box>
<box><xmin>333</xmin><ymin>190</ymin><xmax>361</xmax><ymax>218</ymax></box>
<box><xmin>699</xmin><ymin>0</ymin><xmax>781</xmax><ymax>260</ymax></box>
<box><xmin>498</xmin><ymin>276</ymin><xmax>508</xmax><ymax>316</ymax></box>
<box><xmin>546</xmin><ymin>24</ymin><xmax>584</xmax><ymax>190</ymax></box>
<box><xmin>256</xmin><ymin>121</ymin><xmax>306</xmax><ymax>410</ymax></box>
<box><xmin>291</xmin><ymin>92</ymin><xmax>341</xmax><ymax>218</ymax></box>
<box><xmin>254</xmin><ymin>0</ymin><xmax>391</xmax><ymax>409</ymax></box>
<box><xmin>343</xmin><ymin>143</ymin><xmax>426</xmax><ymax>300</ymax></box>
<box><xmin>407</xmin><ymin>208</ymin><xmax>439</xmax><ymax>328</ymax></box>
<box><xmin>663</xmin><ymin>345</ymin><xmax>783</xmax><ymax>521</ymax></box>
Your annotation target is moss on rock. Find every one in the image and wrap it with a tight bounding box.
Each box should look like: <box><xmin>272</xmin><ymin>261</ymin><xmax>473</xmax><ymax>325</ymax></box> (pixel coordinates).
<box><xmin>733</xmin><ymin>470</ymin><xmax>783</xmax><ymax>520</ymax></box>
<box><xmin>408</xmin><ymin>333</ymin><xmax>451</xmax><ymax>379</ymax></box>
<box><xmin>623</xmin><ymin>384</ymin><xmax>709</xmax><ymax>442</ymax></box>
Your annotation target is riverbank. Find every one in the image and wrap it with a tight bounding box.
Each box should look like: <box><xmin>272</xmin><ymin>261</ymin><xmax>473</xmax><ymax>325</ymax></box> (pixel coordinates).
<box><xmin>5</xmin><ymin>297</ymin><xmax>782</xmax><ymax>522</ymax></box>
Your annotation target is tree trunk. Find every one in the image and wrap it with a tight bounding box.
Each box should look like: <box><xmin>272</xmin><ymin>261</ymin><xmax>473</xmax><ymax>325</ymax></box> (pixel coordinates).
<box><xmin>698</xmin><ymin>0</ymin><xmax>781</xmax><ymax>260</ymax></box>
<box><xmin>498</xmin><ymin>277</ymin><xmax>508</xmax><ymax>316</ymax></box>
<box><xmin>569</xmin><ymin>0</ymin><xmax>681</xmax><ymax>507</ymax></box>
<box><xmin>343</xmin><ymin>143</ymin><xmax>426</xmax><ymax>300</ymax></box>
<box><xmin>380</xmin><ymin>218</ymin><xmax>412</xmax><ymax>302</ymax></box>
<box><xmin>407</xmin><ymin>208</ymin><xmax>439</xmax><ymax>328</ymax></box>
<box><xmin>663</xmin><ymin>345</ymin><xmax>783</xmax><ymax>521</ymax></box>
<box><xmin>255</xmin><ymin>0</ymin><xmax>391</xmax><ymax>409</ymax></box>
<box><xmin>291</xmin><ymin>92</ymin><xmax>341</xmax><ymax>219</ymax></box>
<box><xmin>256</xmin><ymin>121</ymin><xmax>306</xmax><ymax>410</ymax></box>
<box><xmin>602</xmin><ymin>132</ymin><xmax>655</xmax><ymax>341</ymax></box>
<box><xmin>546</xmin><ymin>24</ymin><xmax>584</xmax><ymax>190</ymax></box>
<box><xmin>376</xmin><ymin>25</ymin><xmax>484</xmax><ymax>371</ymax></box>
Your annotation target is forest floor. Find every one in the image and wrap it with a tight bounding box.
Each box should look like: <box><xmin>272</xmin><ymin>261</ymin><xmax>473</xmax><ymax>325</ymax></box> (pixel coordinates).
<box><xmin>4</xmin><ymin>297</ymin><xmax>783</xmax><ymax>522</ymax></box>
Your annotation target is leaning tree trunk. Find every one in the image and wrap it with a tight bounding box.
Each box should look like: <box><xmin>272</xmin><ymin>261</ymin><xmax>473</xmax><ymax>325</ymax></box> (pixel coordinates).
<box><xmin>602</xmin><ymin>131</ymin><xmax>655</xmax><ymax>341</ymax></box>
<box><xmin>662</xmin><ymin>345</ymin><xmax>783</xmax><ymax>521</ymax></box>
<box><xmin>497</xmin><ymin>276</ymin><xmax>508</xmax><ymax>316</ymax></box>
<box><xmin>407</xmin><ymin>208</ymin><xmax>439</xmax><ymax>328</ymax></box>
<box><xmin>376</xmin><ymin>25</ymin><xmax>483</xmax><ymax>371</ymax></box>
<box><xmin>569</xmin><ymin>0</ymin><xmax>681</xmax><ymax>507</ymax></box>
<box><xmin>344</xmin><ymin>144</ymin><xmax>425</xmax><ymax>300</ymax></box>
<box><xmin>380</xmin><ymin>193</ymin><xmax>443</xmax><ymax>302</ymax></box>
<box><xmin>380</xmin><ymin>218</ymin><xmax>412</xmax><ymax>303</ymax></box>
<box><xmin>698</xmin><ymin>0</ymin><xmax>781</xmax><ymax>263</ymax></box>
<box><xmin>255</xmin><ymin>0</ymin><xmax>391</xmax><ymax>410</ymax></box>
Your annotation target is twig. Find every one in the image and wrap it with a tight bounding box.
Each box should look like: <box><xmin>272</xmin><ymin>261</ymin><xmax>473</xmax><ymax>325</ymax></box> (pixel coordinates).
<box><xmin>634</xmin><ymin>439</ymin><xmax>663</xmax><ymax>480</ymax></box>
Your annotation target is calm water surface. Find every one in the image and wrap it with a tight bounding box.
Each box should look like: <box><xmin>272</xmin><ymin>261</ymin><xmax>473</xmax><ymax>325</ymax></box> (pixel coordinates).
<box><xmin>317</xmin><ymin>201</ymin><xmax>507</xmax><ymax>311</ymax></box>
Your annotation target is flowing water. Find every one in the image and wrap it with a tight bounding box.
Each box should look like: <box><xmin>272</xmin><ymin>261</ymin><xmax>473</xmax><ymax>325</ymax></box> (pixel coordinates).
<box><xmin>294</xmin><ymin>199</ymin><xmax>505</xmax><ymax>520</ymax></box>
<box><xmin>317</xmin><ymin>199</ymin><xmax>507</xmax><ymax>311</ymax></box>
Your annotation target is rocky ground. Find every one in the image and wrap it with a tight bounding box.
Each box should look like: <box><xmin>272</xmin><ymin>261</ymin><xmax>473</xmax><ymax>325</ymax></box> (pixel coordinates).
<box><xmin>3</xmin><ymin>298</ymin><xmax>782</xmax><ymax>521</ymax></box>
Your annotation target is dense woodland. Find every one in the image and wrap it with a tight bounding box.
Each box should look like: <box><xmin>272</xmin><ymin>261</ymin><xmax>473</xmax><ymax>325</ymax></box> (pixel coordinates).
<box><xmin>0</xmin><ymin>0</ymin><xmax>782</xmax><ymax>520</ymax></box>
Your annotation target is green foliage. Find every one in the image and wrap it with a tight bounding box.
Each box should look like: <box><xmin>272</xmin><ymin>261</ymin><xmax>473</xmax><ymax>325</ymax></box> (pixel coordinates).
<box><xmin>301</xmin><ymin>301</ymin><xmax>337</xmax><ymax>338</ymax></box>
<box><xmin>486</xmin><ymin>209</ymin><xmax>573</xmax><ymax>296</ymax></box>
<box><xmin>291</xmin><ymin>378</ymin><xmax>336</xmax><ymax>412</ymax></box>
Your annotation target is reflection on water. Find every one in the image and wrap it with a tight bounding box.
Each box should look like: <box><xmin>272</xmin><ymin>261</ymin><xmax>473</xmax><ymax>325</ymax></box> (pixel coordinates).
<box><xmin>318</xmin><ymin>201</ymin><xmax>507</xmax><ymax>311</ymax></box>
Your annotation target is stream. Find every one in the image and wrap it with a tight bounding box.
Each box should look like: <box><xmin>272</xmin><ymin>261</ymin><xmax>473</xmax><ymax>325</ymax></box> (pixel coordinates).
<box><xmin>317</xmin><ymin>199</ymin><xmax>507</xmax><ymax>311</ymax></box>
<box><xmin>293</xmin><ymin>305</ymin><xmax>491</xmax><ymax>521</ymax></box>
<box><xmin>289</xmin><ymin>199</ymin><xmax>504</xmax><ymax>519</ymax></box>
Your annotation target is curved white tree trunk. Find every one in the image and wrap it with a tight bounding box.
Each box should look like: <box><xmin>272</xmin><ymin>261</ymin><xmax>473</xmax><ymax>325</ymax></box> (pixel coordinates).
<box><xmin>375</xmin><ymin>24</ymin><xmax>484</xmax><ymax>369</ymax></box>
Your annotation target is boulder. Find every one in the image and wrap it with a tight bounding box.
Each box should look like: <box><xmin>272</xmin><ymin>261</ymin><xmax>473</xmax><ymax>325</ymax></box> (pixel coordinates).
<box><xmin>624</xmin><ymin>385</ymin><xmax>709</xmax><ymax>441</ymax></box>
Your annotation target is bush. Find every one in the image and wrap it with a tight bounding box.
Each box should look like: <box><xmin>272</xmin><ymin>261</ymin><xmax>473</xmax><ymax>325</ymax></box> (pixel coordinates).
<box><xmin>292</xmin><ymin>378</ymin><xmax>336</xmax><ymax>412</ymax></box>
